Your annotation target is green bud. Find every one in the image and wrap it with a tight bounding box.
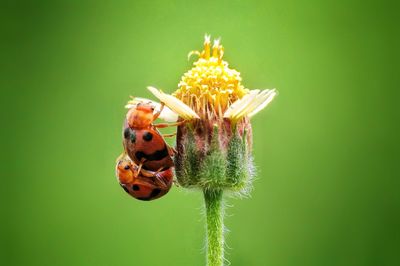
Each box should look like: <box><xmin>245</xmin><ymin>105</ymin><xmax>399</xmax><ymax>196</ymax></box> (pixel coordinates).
<box><xmin>175</xmin><ymin>119</ymin><xmax>254</xmax><ymax>196</ymax></box>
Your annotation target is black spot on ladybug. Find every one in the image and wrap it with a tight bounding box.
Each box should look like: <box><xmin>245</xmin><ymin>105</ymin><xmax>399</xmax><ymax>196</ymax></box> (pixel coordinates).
<box><xmin>130</xmin><ymin>130</ymin><xmax>136</xmax><ymax>143</ymax></box>
<box><xmin>135</xmin><ymin>146</ymin><xmax>168</xmax><ymax>161</ymax></box>
<box><xmin>124</xmin><ymin>128</ymin><xmax>136</xmax><ymax>143</ymax></box>
<box><xmin>137</xmin><ymin>197</ymin><xmax>151</xmax><ymax>201</ymax></box>
<box><xmin>143</xmin><ymin>131</ymin><xmax>153</xmax><ymax>141</ymax></box>
<box><xmin>124</xmin><ymin>128</ymin><xmax>131</xmax><ymax>139</ymax></box>
<box><xmin>124</xmin><ymin>165</ymin><xmax>130</xmax><ymax>170</ymax></box>
<box><xmin>132</xmin><ymin>184</ymin><xmax>140</xmax><ymax>191</ymax></box>
<box><xmin>120</xmin><ymin>184</ymin><xmax>129</xmax><ymax>194</ymax></box>
<box><xmin>154</xmin><ymin>147</ymin><xmax>168</xmax><ymax>160</ymax></box>
<box><xmin>150</xmin><ymin>188</ymin><xmax>161</xmax><ymax>198</ymax></box>
<box><xmin>135</xmin><ymin>151</ymin><xmax>145</xmax><ymax>161</ymax></box>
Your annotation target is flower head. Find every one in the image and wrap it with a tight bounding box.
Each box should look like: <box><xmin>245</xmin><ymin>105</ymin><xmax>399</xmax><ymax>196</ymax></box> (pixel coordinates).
<box><xmin>173</xmin><ymin>36</ymin><xmax>248</xmax><ymax>120</ymax></box>
<box><xmin>149</xmin><ymin>36</ymin><xmax>276</xmax><ymax>123</ymax></box>
<box><xmin>145</xmin><ymin>36</ymin><xmax>277</xmax><ymax>195</ymax></box>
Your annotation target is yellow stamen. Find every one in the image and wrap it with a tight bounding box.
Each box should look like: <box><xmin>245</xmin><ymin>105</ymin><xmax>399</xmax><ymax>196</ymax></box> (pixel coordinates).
<box><xmin>173</xmin><ymin>35</ymin><xmax>249</xmax><ymax>119</ymax></box>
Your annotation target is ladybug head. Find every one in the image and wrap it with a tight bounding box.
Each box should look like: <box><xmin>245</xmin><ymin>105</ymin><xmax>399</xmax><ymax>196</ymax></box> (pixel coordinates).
<box><xmin>135</xmin><ymin>102</ymin><xmax>155</xmax><ymax>113</ymax></box>
<box><xmin>116</xmin><ymin>160</ymin><xmax>135</xmax><ymax>184</ymax></box>
<box><xmin>126</xmin><ymin>102</ymin><xmax>155</xmax><ymax>129</ymax></box>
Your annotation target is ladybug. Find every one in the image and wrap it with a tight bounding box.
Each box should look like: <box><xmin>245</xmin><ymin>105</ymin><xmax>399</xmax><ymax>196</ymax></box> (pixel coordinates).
<box><xmin>123</xmin><ymin>102</ymin><xmax>183</xmax><ymax>172</ymax></box>
<box><xmin>115</xmin><ymin>95</ymin><xmax>194</xmax><ymax>201</ymax></box>
<box><xmin>116</xmin><ymin>155</ymin><xmax>173</xmax><ymax>201</ymax></box>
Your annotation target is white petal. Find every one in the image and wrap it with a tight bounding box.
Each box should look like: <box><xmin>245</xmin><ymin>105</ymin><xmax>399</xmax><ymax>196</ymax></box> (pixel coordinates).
<box><xmin>248</xmin><ymin>89</ymin><xmax>277</xmax><ymax>117</ymax></box>
<box><xmin>147</xmin><ymin>86</ymin><xmax>200</xmax><ymax>120</ymax></box>
<box><xmin>231</xmin><ymin>90</ymin><xmax>262</xmax><ymax>120</ymax></box>
<box><xmin>223</xmin><ymin>89</ymin><xmax>277</xmax><ymax>120</ymax></box>
<box><xmin>157</xmin><ymin>106</ymin><xmax>179</xmax><ymax>122</ymax></box>
<box><xmin>125</xmin><ymin>97</ymin><xmax>178</xmax><ymax>122</ymax></box>
<box><xmin>223</xmin><ymin>90</ymin><xmax>259</xmax><ymax>119</ymax></box>
<box><xmin>236</xmin><ymin>89</ymin><xmax>272</xmax><ymax>118</ymax></box>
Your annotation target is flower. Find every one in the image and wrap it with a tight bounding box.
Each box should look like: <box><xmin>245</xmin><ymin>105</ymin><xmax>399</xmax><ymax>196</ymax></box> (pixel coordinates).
<box><xmin>125</xmin><ymin>35</ymin><xmax>277</xmax><ymax>266</ymax></box>
<box><xmin>174</xmin><ymin>36</ymin><xmax>248</xmax><ymax>120</ymax></box>
<box><xmin>146</xmin><ymin>35</ymin><xmax>277</xmax><ymax>195</ymax></box>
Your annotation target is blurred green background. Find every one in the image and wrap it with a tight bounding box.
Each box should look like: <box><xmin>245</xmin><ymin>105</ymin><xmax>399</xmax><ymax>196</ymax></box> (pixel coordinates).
<box><xmin>1</xmin><ymin>0</ymin><xmax>398</xmax><ymax>265</ymax></box>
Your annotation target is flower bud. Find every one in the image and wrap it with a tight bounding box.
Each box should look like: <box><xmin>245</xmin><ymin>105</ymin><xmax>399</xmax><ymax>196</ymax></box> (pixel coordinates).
<box><xmin>175</xmin><ymin>118</ymin><xmax>255</xmax><ymax>195</ymax></box>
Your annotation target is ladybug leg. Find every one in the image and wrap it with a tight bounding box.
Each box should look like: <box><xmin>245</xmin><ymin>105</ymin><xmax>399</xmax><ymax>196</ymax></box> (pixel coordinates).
<box><xmin>142</xmin><ymin>167</ymin><xmax>169</xmax><ymax>189</ymax></box>
<box><xmin>135</xmin><ymin>158</ymin><xmax>146</xmax><ymax>178</ymax></box>
<box><xmin>155</xmin><ymin>167</ymin><xmax>164</xmax><ymax>172</ymax></box>
<box><xmin>153</xmin><ymin>120</ymin><xmax>186</xmax><ymax>129</ymax></box>
<box><xmin>152</xmin><ymin>102</ymin><xmax>165</xmax><ymax>121</ymax></box>
<box><xmin>140</xmin><ymin>169</ymin><xmax>155</xmax><ymax>178</ymax></box>
<box><xmin>167</xmin><ymin>145</ymin><xmax>177</xmax><ymax>155</ymax></box>
<box><xmin>162</xmin><ymin>133</ymin><xmax>177</xmax><ymax>138</ymax></box>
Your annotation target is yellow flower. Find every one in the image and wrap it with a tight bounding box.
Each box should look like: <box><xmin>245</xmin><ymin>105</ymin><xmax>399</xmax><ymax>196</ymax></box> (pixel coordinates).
<box><xmin>147</xmin><ymin>35</ymin><xmax>277</xmax><ymax>123</ymax></box>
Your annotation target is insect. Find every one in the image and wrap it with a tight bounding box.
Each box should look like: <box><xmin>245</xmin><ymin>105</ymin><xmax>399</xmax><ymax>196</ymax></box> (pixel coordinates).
<box><xmin>116</xmin><ymin>155</ymin><xmax>174</xmax><ymax>201</ymax></box>
<box><xmin>122</xmin><ymin>101</ymin><xmax>182</xmax><ymax>173</ymax></box>
<box><xmin>115</xmin><ymin>87</ymin><xmax>200</xmax><ymax>201</ymax></box>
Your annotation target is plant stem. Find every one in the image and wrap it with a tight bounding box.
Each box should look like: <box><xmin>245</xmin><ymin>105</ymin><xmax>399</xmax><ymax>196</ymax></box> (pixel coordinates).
<box><xmin>204</xmin><ymin>189</ymin><xmax>224</xmax><ymax>266</ymax></box>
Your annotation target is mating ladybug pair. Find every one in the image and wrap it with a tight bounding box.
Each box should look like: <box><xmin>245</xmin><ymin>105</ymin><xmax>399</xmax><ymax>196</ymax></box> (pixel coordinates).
<box><xmin>116</xmin><ymin>102</ymin><xmax>183</xmax><ymax>201</ymax></box>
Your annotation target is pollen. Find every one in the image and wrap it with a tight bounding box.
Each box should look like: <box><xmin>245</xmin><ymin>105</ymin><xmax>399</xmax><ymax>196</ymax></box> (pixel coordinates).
<box><xmin>173</xmin><ymin>35</ymin><xmax>249</xmax><ymax>119</ymax></box>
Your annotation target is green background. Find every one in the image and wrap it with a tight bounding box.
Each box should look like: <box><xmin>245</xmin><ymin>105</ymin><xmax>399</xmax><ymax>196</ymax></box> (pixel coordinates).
<box><xmin>1</xmin><ymin>1</ymin><xmax>398</xmax><ymax>265</ymax></box>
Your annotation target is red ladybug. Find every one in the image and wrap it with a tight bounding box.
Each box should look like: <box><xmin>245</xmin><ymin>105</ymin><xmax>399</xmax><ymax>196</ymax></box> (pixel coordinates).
<box><xmin>123</xmin><ymin>102</ymin><xmax>182</xmax><ymax>172</ymax></box>
<box><xmin>116</xmin><ymin>100</ymin><xmax>187</xmax><ymax>201</ymax></box>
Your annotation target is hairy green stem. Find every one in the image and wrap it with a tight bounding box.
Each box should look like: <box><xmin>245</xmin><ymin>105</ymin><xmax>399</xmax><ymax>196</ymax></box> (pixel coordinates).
<box><xmin>204</xmin><ymin>189</ymin><xmax>224</xmax><ymax>266</ymax></box>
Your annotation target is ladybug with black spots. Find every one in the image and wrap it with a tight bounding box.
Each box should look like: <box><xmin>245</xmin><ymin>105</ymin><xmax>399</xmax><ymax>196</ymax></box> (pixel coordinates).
<box><xmin>115</xmin><ymin>92</ymin><xmax>199</xmax><ymax>201</ymax></box>
<box><xmin>122</xmin><ymin>102</ymin><xmax>183</xmax><ymax>173</ymax></box>
<box><xmin>116</xmin><ymin>155</ymin><xmax>173</xmax><ymax>201</ymax></box>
